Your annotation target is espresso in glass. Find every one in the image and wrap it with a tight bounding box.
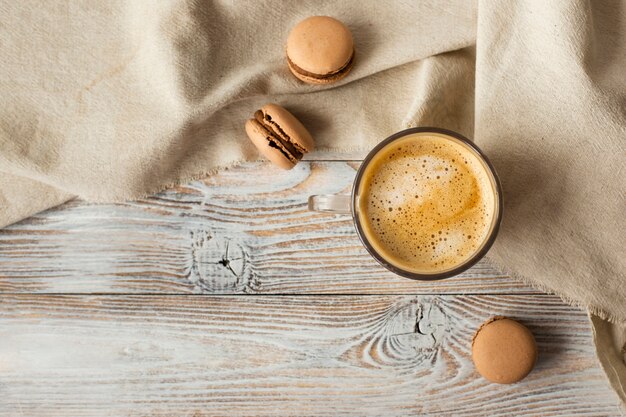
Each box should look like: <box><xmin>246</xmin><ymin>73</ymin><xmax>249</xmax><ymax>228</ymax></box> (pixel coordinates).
<box><xmin>354</xmin><ymin>130</ymin><xmax>500</xmax><ymax>277</ymax></box>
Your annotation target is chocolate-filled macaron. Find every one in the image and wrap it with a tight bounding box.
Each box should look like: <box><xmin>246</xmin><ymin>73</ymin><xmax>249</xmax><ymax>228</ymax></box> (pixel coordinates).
<box><xmin>245</xmin><ymin>103</ymin><xmax>315</xmax><ymax>170</ymax></box>
<box><xmin>286</xmin><ymin>16</ymin><xmax>354</xmax><ymax>84</ymax></box>
<box><xmin>472</xmin><ymin>317</ymin><xmax>537</xmax><ymax>384</ymax></box>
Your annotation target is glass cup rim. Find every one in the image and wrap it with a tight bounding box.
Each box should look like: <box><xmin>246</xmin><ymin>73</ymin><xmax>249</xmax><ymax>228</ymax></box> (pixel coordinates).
<box><xmin>350</xmin><ymin>127</ymin><xmax>503</xmax><ymax>281</ymax></box>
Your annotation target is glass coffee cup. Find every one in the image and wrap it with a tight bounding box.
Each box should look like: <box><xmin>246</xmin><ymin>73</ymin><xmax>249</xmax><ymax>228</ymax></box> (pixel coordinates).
<box><xmin>309</xmin><ymin>127</ymin><xmax>502</xmax><ymax>280</ymax></box>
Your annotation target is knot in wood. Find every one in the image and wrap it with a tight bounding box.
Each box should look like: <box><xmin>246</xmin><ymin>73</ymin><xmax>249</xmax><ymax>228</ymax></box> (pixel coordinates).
<box><xmin>385</xmin><ymin>297</ymin><xmax>447</xmax><ymax>366</ymax></box>
<box><xmin>188</xmin><ymin>230</ymin><xmax>252</xmax><ymax>292</ymax></box>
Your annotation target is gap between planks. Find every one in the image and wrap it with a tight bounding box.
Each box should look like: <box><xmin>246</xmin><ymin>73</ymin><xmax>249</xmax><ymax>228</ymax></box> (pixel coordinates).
<box><xmin>0</xmin><ymin>291</ymin><xmax>549</xmax><ymax>296</ymax></box>
<box><xmin>0</xmin><ymin>161</ymin><xmax>538</xmax><ymax>296</ymax></box>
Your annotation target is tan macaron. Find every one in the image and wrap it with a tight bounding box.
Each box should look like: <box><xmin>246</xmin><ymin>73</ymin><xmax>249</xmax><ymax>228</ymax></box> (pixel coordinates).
<box><xmin>286</xmin><ymin>16</ymin><xmax>354</xmax><ymax>84</ymax></box>
<box><xmin>245</xmin><ymin>103</ymin><xmax>315</xmax><ymax>170</ymax></box>
<box><xmin>472</xmin><ymin>316</ymin><xmax>538</xmax><ymax>384</ymax></box>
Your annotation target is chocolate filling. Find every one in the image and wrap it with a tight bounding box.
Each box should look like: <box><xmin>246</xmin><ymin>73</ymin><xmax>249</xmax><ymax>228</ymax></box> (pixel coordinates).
<box><xmin>288</xmin><ymin>50</ymin><xmax>355</xmax><ymax>80</ymax></box>
<box><xmin>253</xmin><ymin>118</ymin><xmax>299</xmax><ymax>164</ymax></box>
<box><xmin>267</xmin><ymin>138</ymin><xmax>298</xmax><ymax>164</ymax></box>
<box><xmin>254</xmin><ymin>110</ymin><xmax>304</xmax><ymax>161</ymax></box>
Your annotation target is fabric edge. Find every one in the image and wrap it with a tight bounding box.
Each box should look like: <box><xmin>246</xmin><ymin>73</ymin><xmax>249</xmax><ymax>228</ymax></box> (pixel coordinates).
<box><xmin>74</xmin><ymin>145</ymin><xmax>375</xmax><ymax>204</ymax></box>
<box><xmin>483</xmin><ymin>254</ymin><xmax>626</xmax><ymax>325</ymax></box>
<box><xmin>590</xmin><ymin>314</ymin><xmax>626</xmax><ymax>412</ymax></box>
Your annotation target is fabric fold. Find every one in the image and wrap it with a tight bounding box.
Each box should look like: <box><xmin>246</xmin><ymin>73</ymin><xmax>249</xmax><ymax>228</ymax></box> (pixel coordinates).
<box><xmin>591</xmin><ymin>314</ymin><xmax>626</xmax><ymax>408</ymax></box>
<box><xmin>0</xmin><ymin>0</ymin><xmax>477</xmax><ymax>206</ymax></box>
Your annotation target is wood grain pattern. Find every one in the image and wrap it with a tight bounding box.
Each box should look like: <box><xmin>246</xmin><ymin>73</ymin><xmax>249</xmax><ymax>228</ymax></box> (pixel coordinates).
<box><xmin>0</xmin><ymin>162</ymin><xmax>535</xmax><ymax>295</ymax></box>
<box><xmin>0</xmin><ymin>294</ymin><xmax>619</xmax><ymax>417</ymax></box>
<box><xmin>302</xmin><ymin>150</ymin><xmax>367</xmax><ymax>160</ymax></box>
<box><xmin>1</xmin><ymin>160</ymin><xmax>620</xmax><ymax>415</ymax></box>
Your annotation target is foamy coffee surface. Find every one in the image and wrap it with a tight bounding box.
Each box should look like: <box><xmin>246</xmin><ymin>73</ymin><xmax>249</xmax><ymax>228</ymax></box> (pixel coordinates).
<box><xmin>357</xmin><ymin>133</ymin><xmax>496</xmax><ymax>274</ymax></box>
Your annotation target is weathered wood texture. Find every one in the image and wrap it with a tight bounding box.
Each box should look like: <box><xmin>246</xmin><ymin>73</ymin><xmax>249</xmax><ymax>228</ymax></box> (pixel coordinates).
<box><xmin>0</xmin><ymin>294</ymin><xmax>619</xmax><ymax>417</ymax></box>
<box><xmin>302</xmin><ymin>150</ymin><xmax>367</xmax><ymax>160</ymax></box>
<box><xmin>1</xmin><ymin>161</ymin><xmax>620</xmax><ymax>415</ymax></box>
<box><xmin>0</xmin><ymin>162</ymin><xmax>535</xmax><ymax>295</ymax></box>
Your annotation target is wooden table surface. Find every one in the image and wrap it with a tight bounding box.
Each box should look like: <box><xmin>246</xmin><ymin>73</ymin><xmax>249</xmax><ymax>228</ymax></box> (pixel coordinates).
<box><xmin>0</xmin><ymin>153</ymin><xmax>622</xmax><ymax>416</ymax></box>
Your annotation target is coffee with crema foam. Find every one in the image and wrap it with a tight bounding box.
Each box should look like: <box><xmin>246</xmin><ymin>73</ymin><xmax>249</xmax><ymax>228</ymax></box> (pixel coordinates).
<box><xmin>356</xmin><ymin>132</ymin><xmax>498</xmax><ymax>274</ymax></box>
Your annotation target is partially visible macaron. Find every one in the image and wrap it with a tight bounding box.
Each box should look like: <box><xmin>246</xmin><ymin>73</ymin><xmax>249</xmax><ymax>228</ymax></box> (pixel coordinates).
<box><xmin>245</xmin><ymin>103</ymin><xmax>315</xmax><ymax>170</ymax></box>
<box><xmin>472</xmin><ymin>316</ymin><xmax>538</xmax><ymax>384</ymax></box>
<box><xmin>286</xmin><ymin>16</ymin><xmax>354</xmax><ymax>85</ymax></box>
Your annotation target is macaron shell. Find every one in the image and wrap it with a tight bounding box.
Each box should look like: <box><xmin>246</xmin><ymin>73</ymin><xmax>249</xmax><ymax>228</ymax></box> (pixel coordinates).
<box><xmin>245</xmin><ymin>119</ymin><xmax>296</xmax><ymax>170</ymax></box>
<box><xmin>472</xmin><ymin>318</ymin><xmax>537</xmax><ymax>384</ymax></box>
<box><xmin>287</xmin><ymin>53</ymin><xmax>354</xmax><ymax>85</ymax></box>
<box><xmin>261</xmin><ymin>103</ymin><xmax>315</xmax><ymax>153</ymax></box>
<box><xmin>287</xmin><ymin>16</ymin><xmax>354</xmax><ymax>75</ymax></box>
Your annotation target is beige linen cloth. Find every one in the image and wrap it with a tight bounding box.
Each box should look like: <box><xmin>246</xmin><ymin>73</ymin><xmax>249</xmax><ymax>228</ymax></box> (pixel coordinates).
<box><xmin>1</xmin><ymin>0</ymin><xmax>625</xmax><ymax>404</ymax></box>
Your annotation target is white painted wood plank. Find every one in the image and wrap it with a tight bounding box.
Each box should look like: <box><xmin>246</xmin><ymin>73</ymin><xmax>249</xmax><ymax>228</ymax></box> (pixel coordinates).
<box><xmin>303</xmin><ymin>149</ymin><xmax>367</xmax><ymax>161</ymax></box>
<box><xmin>0</xmin><ymin>162</ymin><xmax>535</xmax><ymax>295</ymax></box>
<box><xmin>0</xmin><ymin>294</ymin><xmax>620</xmax><ymax>417</ymax></box>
